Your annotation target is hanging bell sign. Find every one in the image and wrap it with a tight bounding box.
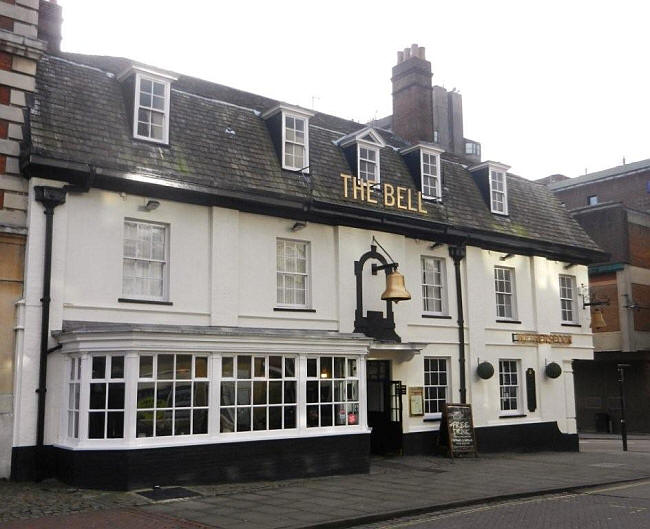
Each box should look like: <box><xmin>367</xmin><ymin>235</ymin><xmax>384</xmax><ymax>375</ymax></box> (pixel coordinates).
<box><xmin>381</xmin><ymin>268</ymin><xmax>412</xmax><ymax>303</ymax></box>
<box><xmin>590</xmin><ymin>309</ymin><xmax>607</xmax><ymax>330</ymax></box>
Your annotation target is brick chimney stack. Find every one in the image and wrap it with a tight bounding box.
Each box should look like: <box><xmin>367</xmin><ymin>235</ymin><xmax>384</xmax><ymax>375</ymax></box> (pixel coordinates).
<box><xmin>391</xmin><ymin>44</ymin><xmax>434</xmax><ymax>144</ymax></box>
<box><xmin>37</xmin><ymin>0</ymin><xmax>62</xmax><ymax>53</ymax></box>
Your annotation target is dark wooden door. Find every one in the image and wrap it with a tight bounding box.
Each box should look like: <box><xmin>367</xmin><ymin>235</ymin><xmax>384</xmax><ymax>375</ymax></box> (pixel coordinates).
<box><xmin>367</xmin><ymin>360</ymin><xmax>403</xmax><ymax>454</ymax></box>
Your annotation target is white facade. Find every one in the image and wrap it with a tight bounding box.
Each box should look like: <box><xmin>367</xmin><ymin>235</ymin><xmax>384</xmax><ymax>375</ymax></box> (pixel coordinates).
<box><xmin>12</xmin><ymin>178</ymin><xmax>594</xmax><ymax>456</ymax></box>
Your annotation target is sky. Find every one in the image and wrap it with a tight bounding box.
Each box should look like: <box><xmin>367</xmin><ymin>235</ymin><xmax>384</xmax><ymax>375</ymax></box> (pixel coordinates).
<box><xmin>57</xmin><ymin>0</ymin><xmax>649</xmax><ymax>180</ymax></box>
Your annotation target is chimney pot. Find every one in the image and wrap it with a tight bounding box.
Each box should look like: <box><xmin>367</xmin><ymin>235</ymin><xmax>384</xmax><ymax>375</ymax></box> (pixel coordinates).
<box><xmin>418</xmin><ymin>46</ymin><xmax>426</xmax><ymax>60</ymax></box>
<box><xmin>397</xmin><ymin>51</ymin><xmax>404</xmax><ymax>64</ymax></box>
<box><xmin>411</xmin><ymin>43</ymin><xmax>418</xmax><ymax>56</ymax></box>
<box><xmin>404</xmin><ymin>48</ymin><xmax>411</xmax><ymax>59</ymax></box>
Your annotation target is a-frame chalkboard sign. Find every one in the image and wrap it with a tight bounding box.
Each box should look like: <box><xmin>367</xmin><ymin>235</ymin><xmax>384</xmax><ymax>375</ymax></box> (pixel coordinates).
<box><xmin>438</xmin><ymin>403</ymin><xmax>478</xmax><ymax>458</ymax></box>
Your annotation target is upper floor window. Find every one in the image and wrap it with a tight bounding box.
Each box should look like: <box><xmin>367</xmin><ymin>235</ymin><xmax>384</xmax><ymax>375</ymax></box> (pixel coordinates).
<box><xmin>134</xmin><ymin>74</ymin><xmax>171</xmax><ymax>143</ymax></box>
<box><xmin>490</xmin><ymin>170</ymin><xmax>508</xmax><ymax>214</ymax></box>
<box><xmin>559</xmin><ymin>275</ymin><xmax>578</xmax><ymax>324</ymax></box>
<box><xmin>358</xmin><ymin>144</ymin><xmax>379</xmax><ymax>183</ymax></box>
<box><xmin>283</xmin><ymin>114</ymin><xmax>308</xmax><ymax>171</ymax></box>
<box><xmin>422</xmin><ymin>256</ymin><xmax>447</xmax><ymax>315</ymax></box>
<box><xmin>495</xmin><ymin>266</ymin><xmax>516</xmax><ymax>320</ymax></box>
<box><xmin>123</xmin><ymin>220</ymin><xmax>168</xmax><ymax>301</ymax></box>
<box><xmin>587</xmin><ymin>195</ymin><xmax>598</xmax><ymax>206</ymax></box>
<box><xmin>465</xmin><ymin>141</ymin><xmax>481</xmax><ymax>156</ymax></box>
<box><xmin>276</xmin><ymin>239</ymin><xmax>310</xmax><ymax>308</ymax></box>
<box><xmin>421</xmin><ymin>151</ymin><xmax>441</xmax><ymax>199</ymax></box>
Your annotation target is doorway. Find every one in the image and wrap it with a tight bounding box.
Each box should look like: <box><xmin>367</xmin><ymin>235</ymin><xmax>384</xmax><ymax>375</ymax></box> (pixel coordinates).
<box><xmin>367</xmin><ymin>360</ymin><xmax>403</xmax><ymax>455</ymax></box>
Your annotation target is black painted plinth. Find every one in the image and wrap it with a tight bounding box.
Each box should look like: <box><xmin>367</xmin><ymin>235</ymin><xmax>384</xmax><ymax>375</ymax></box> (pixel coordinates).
<box><xmin>12</xmin><ymin>433</ymin><xmax>371</xmax><ymax>490</ymax></box>
<box><xmin>402</xmin><ymin>421</ymin><xmax>578</xmax><ymax>456</ymax></box>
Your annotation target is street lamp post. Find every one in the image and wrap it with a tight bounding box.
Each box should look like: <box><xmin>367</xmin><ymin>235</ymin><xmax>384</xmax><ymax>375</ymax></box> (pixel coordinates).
<box><xmin>617</xmin><ymin>363</ymin><xmax>631</xmax><ymax>452</ymax></box>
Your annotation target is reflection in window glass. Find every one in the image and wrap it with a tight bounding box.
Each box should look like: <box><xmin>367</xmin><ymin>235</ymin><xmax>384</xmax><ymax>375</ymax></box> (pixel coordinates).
<box><xmin>136</xmin><ymin>354</ymin><xmax>209</xmax><ymax>437</ymax></box>
<box><xmin>220</xmin><ymin>355</ymin><xmax>297</xmax><ymax>433</ymax></box>
<box><xmin>306</xmin><ymin>357</ymin><xmax>359</xmax><ymax>427</ymax></box>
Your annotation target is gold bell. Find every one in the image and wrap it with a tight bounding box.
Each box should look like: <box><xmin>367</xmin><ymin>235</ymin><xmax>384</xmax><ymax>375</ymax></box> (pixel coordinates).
<box><xmin>381</xmin><ymin>269</ymin><xmax>412</xmax><ymax>303</ymax></box>
<box><xmin>590</xmin><ymin>309</ymin><xmax>607</xmax><ymax>330</ymax></box>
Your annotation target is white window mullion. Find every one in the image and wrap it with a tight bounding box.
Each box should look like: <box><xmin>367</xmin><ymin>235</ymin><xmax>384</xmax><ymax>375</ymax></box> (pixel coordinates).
<box><xmin>78</xmin><ymin>354</ymin><xmax>90</xmax><ymax>442</ymax></box>
<box><xmin>123</xmin><ymin>352</ymin><xmax>139</xmax><ymax>441</ymax></box>
<box><xmin>209</xmin><ymin>352</ymin><xmax>220</xmax><ymax>436</ymax></box>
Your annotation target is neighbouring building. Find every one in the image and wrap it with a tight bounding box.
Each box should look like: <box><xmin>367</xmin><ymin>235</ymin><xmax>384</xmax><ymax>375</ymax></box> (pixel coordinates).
<box><xmin>0</xmin><ymin>0</ymin><xmax>57</xmax><ymax>479</ymax></box>
<box><xmin>7</xmin><ymin>6</ymin><xmax>605</xmax><ymax>488</ymax></box>
<box><xmin>545</xmin><ymin>161</ymin><xmax>650</xmax><ymax>433</ymax></box>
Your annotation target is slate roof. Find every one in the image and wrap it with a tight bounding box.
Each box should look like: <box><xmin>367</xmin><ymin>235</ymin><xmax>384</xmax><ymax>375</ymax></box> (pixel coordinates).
<box><xmin>549</xmin><ymin>158</ymin><xmax>650</xmax><ymax>190</ymax></box>
<box><xmin>25</xmin><ymin>52</ymin><xmax>603</xmax><ymax>260</ymax></box>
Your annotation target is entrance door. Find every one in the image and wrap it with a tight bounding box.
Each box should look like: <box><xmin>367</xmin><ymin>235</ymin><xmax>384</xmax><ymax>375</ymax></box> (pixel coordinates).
<box><xmin>367</xmin><ymin>360</ymin><xmax>403</xmax><ymax>455</ymax></box>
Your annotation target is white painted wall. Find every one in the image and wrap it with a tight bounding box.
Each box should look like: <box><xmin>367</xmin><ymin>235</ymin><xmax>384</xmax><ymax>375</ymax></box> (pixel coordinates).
<box><xmin>13</xmin><ymin>180</ymin><xmax>595</xmax><ymax>449</ymax></box>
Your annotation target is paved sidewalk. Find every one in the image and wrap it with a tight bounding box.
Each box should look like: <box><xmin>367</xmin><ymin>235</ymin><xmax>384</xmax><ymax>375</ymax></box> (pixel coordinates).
<box><xmin>3</xmin><ymin>438</ymin><xmax>650</xmax><ymax>529</ymax></box>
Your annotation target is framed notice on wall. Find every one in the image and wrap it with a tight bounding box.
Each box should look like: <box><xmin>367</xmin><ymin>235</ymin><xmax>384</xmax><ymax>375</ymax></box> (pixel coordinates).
<box><xmin>408</xmin><ymin>386</ymin><xmax>424</xmax><ymax>416</ymax></box>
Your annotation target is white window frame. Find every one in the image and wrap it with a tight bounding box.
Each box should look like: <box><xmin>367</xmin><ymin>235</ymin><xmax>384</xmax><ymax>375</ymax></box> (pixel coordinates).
<box><xmin>421</xmin><ymin>150</ymin><xmax>442</xmax><ymax>200</ymax></box>
<box><xmin>494</xmin><ymin>266</ymin><xmax>517</xmax><ymax>320</ymax></box>
<box><xmin>489</xmin><ymin>169</ymin><xmax>508</xmax><ymax>215</ymax></box>
<box><xmin>88</xmin><ymin>354</ymin><xmax>126</xmax><ymax>439</ymax></box>
<box><xmin>66</xmin><ymin>356</ymin><xmax>81</xmax><ymax>439</ymax></box>
<box><xmin>357</xmin><ymin>142</ymin><xmax>380</xmax><ymax>184</ymax></box>
<box><xmin>587</xmin><ymin>195</ymin><xmax>598</xmax><ymax>206</ymax></box>
<box><xmin>559</xmin><ymin>275</ymin><xmax>579</xmax><ymax>324</ymax></box>
<box><xmin>282</xmin><ymin>112</ymin><xmax>310</xmax><ymax>172</ymax></box>
<box><xmin>421</xmin><ymin>256</ymin><xmax>447</xmax><ymax>315</ymax></box>
<box><xmin>423</xmin><ymin>357</ymin><xmax>449</xmax><ymax>419</ymax></box>
<box><xmin>133</xmin><ymin>73</ymin><xmax>171</xmax><ymax>144</ymax></box>
<box><xmin>122</xmin><ymin>219</ymin><xmax>170</xmax><ymax>302</ymax></box>
<box><xmin>276</xmin><ymin>238</ymin><xmax>311</xmax><ymax>309</ymax></box>
<box><xmin>499</xmin><ymin>359</ymin><xmax>522</xmax><ymax>416</ymax></box>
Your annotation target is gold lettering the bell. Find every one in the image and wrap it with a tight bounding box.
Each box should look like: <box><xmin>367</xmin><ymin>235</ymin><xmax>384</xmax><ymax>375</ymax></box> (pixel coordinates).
<box><xmin>381</xmin><ymin>270</ymin><xmax>411</xmax><ymax>303</ymax></box>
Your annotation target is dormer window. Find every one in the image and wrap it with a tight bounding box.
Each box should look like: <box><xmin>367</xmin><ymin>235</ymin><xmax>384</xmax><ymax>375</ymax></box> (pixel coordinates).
<box><xmin>401</xmin><ymin>144</ymin><xmax>444</xmax><ymax>200</ymax></box>
<box><xmin>468</xmin><ymin>161</ymin><xmax>511</xmax><ymax>216</ymax></box>
<box><xmin>284</xmin><ymin>114</ymin><xmax>307</xmax><ymax>170</ymax></box>
<box><xmin>117</xmin><ymin>65</ymin><xmax>177</xmax><ymax>145</ymax></box>
<box><xmin>358</xmin><ymin>145</ymin><xmax>379</xmax><ymax>183</ymax></box>
<box><xmin>135</xmin><ymin>75</ymin><xmax>170</xmax><ymax>142</ymax></box>
<box><xmin>421</xmin><ymin>150</ymin><xmax>441</xmax><ymax>199</ymax></box>
<box><xmin>337</xmin><ymin>128</ymin><xmax>385</xmax><ymax>184</ymax></box>
<box><xmin>490</xmin><ymin>169</ymin><xmax>507</xmax><ymax>214</ymax></box>
<box><xmin>262</xmin><ymin>105</ymin><xmax>314</xmax><ymax>172</ymax></box>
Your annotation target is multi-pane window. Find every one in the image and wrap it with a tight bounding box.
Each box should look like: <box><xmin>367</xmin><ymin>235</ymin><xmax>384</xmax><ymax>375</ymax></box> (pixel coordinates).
<box><xmin>88</xmin><ymin>355</ymin><xmax>125</xmax><ymax>439</ymax></box>
<box><xmin>67</xmin><ymin>357</ymin><xmax>81</xmax><ymax>439</ymax></box>
<box><xmin>499</xmin><ymin>360</ymin><xmax>520</xmax><ymax>414</ymax></box>
<box><xmin>421</xmin><ymin>152</ymin><xmax>441</xmax><ymax>198</ymax></box>
<box><xmin>560</xmin><ymin>275</ymin><xmax>578</xmax><ymax>323</ymax></box>
<box><xmin>136</xmin><ymin>354</ymin><xmax>209</xmax><ymax>437</ymax></box>
<box><xmin>424</xmin><ymin>358</ymin><xmax>448</xmax><ymax>415</ymax></box>
<box><xmin>494</xmin><ymin>267</ymin><xmax>515</xmax><ymax>320</ymax></box>
<box><xmin>276</xmin><ymin>239</ymin><xmax>309</xmax><ymax>307</ymax></box>
<box><xmin>422</xmin><ymin>257</ymin><xmax>446</xmax><ymax>314</ymax></box>
<box><xmin>490</xmin><ymin>170</ymin><xmax>507</xmax><ymax>214</ymax></box>
<box><xmin>284</xmin><ymin>115</ymin><xmax>306</xmax><ymax>170</ymax></box>
<box><xmin>358</xmin><ymin>146</ymin><xmax>379</xmax><ymax>183</ymax></box>
<box><xmin>306</xmin><ymin>356</ymin><xmax>359</xmax><ymax>427</ymax></box>
<box><xmin>220</xmin><ymin>355</ymin><xmax>297</xmax><ymax>433</ymax></box>
<box><xmin>135</xmin><ymin>75</ymin><xmax>169</xmax><ymax>143</ymax></box>
<box><xmin>123</xmin><ymin>220</ymin><xmax>167</xmax><ymax>300</ymax></box>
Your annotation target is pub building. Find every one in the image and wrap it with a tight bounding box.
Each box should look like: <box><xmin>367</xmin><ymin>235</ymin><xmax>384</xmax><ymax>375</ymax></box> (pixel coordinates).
<box><xmin>8</xmin><ymin>14</ymin><xmax>605</xmax><ymax>489</ymax></box>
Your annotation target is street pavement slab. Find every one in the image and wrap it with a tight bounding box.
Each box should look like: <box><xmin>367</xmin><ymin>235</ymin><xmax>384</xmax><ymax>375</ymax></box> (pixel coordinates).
<box><xmin>2</xmin><ymin>438</ymin><xmax>650</xmax><ymax>529</ymax></box>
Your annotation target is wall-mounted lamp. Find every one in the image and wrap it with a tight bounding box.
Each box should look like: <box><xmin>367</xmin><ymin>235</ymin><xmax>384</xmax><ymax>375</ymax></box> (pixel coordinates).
<box><xmin>144</xmin><ymin>199</ymin><xmax>160</xmax><ymax>211</ymax></box>
<box><xmin>564</xmin><ymin>263</ymin><xmax>576</xmax><ymax>270</ymax></box>
<box><xmin>500</xmin><ymin>253</ymin><xmax>514</xmax><ymax>261</ymax></box>
<box><xmin>291</xmin><ymin>221</ymin><xmax>307</xmax><ymax>232</ymax></box>
<box><xmin>429</xmin><ymin>242</ymin><xmax>443</xmax><ymax>250</ymax></box>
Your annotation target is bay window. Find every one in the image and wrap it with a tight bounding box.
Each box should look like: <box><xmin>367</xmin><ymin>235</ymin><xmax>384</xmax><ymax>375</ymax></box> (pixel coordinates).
<box><xmin>306</xmin><ymin>356</ymin><xmax>359</xmax><ymax>428</ymax></box>
<box><xmin>88</xmin><ymin>354</ymin><xmax>125</xmax><ymax>439</ymax></box>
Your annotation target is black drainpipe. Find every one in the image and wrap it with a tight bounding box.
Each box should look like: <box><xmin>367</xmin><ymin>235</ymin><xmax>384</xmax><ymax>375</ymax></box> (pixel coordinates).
<box><xmin>448</xmin><ymin>243</ymin><xmax>467</xmax><ymax>404</ymax></box>
<box><xmin>34</xmin><ymin>185</ymin><xmax>66</xmax><ymax>477</ymax></box>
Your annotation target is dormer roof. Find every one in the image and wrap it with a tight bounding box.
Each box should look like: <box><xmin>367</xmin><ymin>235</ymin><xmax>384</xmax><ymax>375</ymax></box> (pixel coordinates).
<box><xmin>336</xmin><ymin>127</ymin><xmax>386</xmax><ymax>148</ymax></box>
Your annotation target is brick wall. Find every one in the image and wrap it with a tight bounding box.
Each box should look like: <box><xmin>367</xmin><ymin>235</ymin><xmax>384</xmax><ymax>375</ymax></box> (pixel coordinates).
<box><xmin>554</xmin><ymin>169</ymin><xmax>650</xmax><ymax>212</ymax></box>
<box><xmin>631</xmin><ymin>283</ymin><xmax>650</xmax><ymax>332</ymax></box>
<box><xmin>629</xmin><ymin>222</ymin><xmax>650</xmax><ymax>269</ymax></box>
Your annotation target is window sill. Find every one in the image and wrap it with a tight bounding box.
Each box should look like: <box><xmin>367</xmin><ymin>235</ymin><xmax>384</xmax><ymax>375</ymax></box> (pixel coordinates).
<box><xmin>274</xmin><ymin>307</ymin><xmax>316</xmax><ymax>313</ymax></box>
<box><xmin>423</xmin><ymin>417</ymin><xmax>441</xmax><ymax>423</ymax></box>
<box><xmin>118</xmin><ymin>298</ymin><xmax>173</xmax><ymax>306</ymax></box>
<box><xmin>496</xmin><ymin>319</ymin><xmax>522</xmax><ymax>324</ymax></box>
<box><xmin>561</xmin><ymin>323</ymin><xmax>582</xmax><ymax>328</ymax></box>
<box><xmin>422</xmin><ymin>314</ymin><xmax>452</xmax><ymax>319</ymax></box>
<box><xmin>499</xmin><ymin>414</ymin><xmax>527</xmax><ymax>419</ymax></box>
<box><xmin>132</xmin><ymin>135</ymin><xmax>169</xmax><ymax>147</ymax></box>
